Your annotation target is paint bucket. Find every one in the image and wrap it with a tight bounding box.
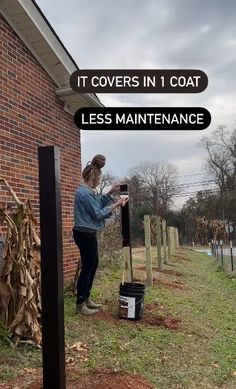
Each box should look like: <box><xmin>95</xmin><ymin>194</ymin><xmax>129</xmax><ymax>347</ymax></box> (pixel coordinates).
<box><xmin>119</xmin><ymin>282</ymin><xmax>145</xmax><ymax>321</ymax></box>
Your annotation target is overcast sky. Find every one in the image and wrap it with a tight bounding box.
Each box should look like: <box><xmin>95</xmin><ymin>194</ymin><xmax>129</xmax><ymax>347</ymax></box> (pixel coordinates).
<box><xmin>37</xmin><ymin>0</ymin><xmax>236</xmax><ymax>207</ymax></box>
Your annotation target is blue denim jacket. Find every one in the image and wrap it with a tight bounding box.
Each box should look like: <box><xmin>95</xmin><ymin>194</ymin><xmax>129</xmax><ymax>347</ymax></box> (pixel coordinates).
<box><xmin>74</xmin><ymin>184</ymin><xmax>114</xmax><ymax>231</ymax></box>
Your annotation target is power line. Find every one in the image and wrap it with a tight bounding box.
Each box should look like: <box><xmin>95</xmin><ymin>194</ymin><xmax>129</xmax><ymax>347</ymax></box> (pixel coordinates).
<box><xmin>177</xmin><ymin>173</ymin><xmax>236</xmax><ymax>182</ymax></box>
<box><xmin>178</xmin><ymin>172</ymin><xmax>207</xmax><ymax>178</ymax></box>
<box><xmin>174</xmin><ymin>188</ymin><xmax>236</xmax><ymax>198</ymax></box>
<box><xmin>176</xmin><ymin>178</ymin><xmax>235</xmax><ymax>190</ymax></box>
<box><xmin>177</xmin><ymin>180</ymin><xmax>216</xmax><ymax>187</ymax></box>
<box><xmin>175</xmin><ymin>190</ymin><xmax>236</xmax><ymax>197</ymax></box>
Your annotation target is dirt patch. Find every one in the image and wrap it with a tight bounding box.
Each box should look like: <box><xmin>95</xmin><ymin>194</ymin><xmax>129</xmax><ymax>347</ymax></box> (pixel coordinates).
<box><xmin>142</xmin><ymin>316</ymin><xmax>181</xmax><ymax>330</ymax></box>
<box><xmin>171</xmin><ymin>254</ymin><xmax>190</xmax><ymax>262</ymax></box>
<box><xmin>1</xmin><ymin>371</ymin><xmax>154</xmax><ymax>389</ymax></box>
<box><xmin>0</xmin><ymin>356</ymin><xmax>18</xmax><ymax>367</ymax></box>
<box><xmin>158</xmin><ymin>269</ymin><xmax>182</xmax><ymax>276</ymax></box>
<box><xmin>127</xmin><ymin>274</ymin><xmax>184</xmax><ymax>287</ymax></box>
<box><xmin>136</xmin><ymin>266</ymin><xmax>149</xmax><ymax>272</ymax></box>
<box><xmin>145</xmin><ymin>303</ymin><xmax>164</xmax><ymax>311</ymax></box>
<box><xmin>88</xmin><ymin>307</ymin><xmax>181</xmax><ymax>331</ymax></box>
<box><xmin>164</xmin><ymin>263</ymin><xmax>177</xmax><ymax>267</ymax></box>
<box><xmin>72</xmin><ymin>371</ymin><xmax>154</xmax><ymax>389</ymax></box>
<box><xmin>132</xmin><ymin>277</ymin><xmax>145</xmax><ymax>283</ymax></box>
<box><xmin>0</xmin><ymin>368</ymin><xmax>41</xmax><ymax>389</ymax></box>
<box><xmin>20</xmin><ymin>371</ymin><xmax>154</xmax><ymax>389</ymax></box>
<box><xmin>136</xmin><ymin>267</ymin><xmax>182</xmax><ymax>277</ymax></box>
<box><xmin>153</xmin><ymin>278</ymin><xmax>184</xmax><ymax>290</ymax></box>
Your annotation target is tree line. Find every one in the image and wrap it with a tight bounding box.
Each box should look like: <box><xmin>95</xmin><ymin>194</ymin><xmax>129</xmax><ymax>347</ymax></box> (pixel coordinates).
<box><xmin>100</xmin><ymin>127</ymin><xmax>236</xmax><ymax>245</ymax></box>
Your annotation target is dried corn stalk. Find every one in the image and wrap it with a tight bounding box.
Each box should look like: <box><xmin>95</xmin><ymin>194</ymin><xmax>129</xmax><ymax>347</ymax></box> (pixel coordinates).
<box><xmin>0</xmin><ymin>178</ymin><xmax>41</xmax><ymax>345</ymax></box>
<box><xmin>195</xmin><ymin>216</ymin><xmax>209</xmax><ymax>245</ymax></box>
<box><xmin>195</xmin><ymin>216</ymin><xmax>226</xmax><ymax>244</ymax></box>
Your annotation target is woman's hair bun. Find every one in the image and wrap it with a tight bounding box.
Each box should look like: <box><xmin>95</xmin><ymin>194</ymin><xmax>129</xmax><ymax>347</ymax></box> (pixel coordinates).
<box><xmin>91</xmin><ymin>154</ymin><xmax>106</xmax><ymax>169</ymax></box>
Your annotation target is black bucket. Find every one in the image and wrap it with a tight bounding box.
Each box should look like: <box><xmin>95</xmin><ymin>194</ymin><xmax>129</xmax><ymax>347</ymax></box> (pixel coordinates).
<box><xmin>119</xmin><ymin>282</ymin><xmax>146</xmax><ymax>321</ymax></box>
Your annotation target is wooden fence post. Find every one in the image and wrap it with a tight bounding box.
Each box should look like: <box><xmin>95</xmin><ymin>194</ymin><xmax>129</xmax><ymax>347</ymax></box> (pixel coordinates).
<box><xmin>156</xmin><ymin>216</ymin><xmax>162</xmax><ymax>271</ymax></box>
<box><xmin>176</xmin><ymin>228</ymin><xmax>180</xmax><ymax>247</ymax></box>
<box><xmin>173</xmin><ymin>227</ymin><xmax>177</xmax><ymax>250</ymax></box>
<box><xmin>175</xmin><ymin>228</ymin><xmax>179</xmax><ymax>248</ymax></box>
<box><xmin>144</xmin><ymin>215</ymin><xmax>153</xmax><ymax>286</ymax></box>
<box><xmin>168</xmin><ymin>227</ymin><xmax>175</xmax><ymax>257</ymax></box>
<box><xmin>167</xmin><ymin>226</ymin><xmax>171</xmax><ymax>261</ymax></box>
<box><xmin>171</xmin><ymin>227</ymin><xmax>175</xmax><ymax>255</ymax></box>
<box><xmin>172</xmin><ymin>227</ymin><xmax>175</xmax><ymax>250</ymax></box>
<box><xmin>162</xmin><ymin>219</ymin><xmax>167</xmax><ymax>264</ymax></box>
<box><xmin>122</xmin><ymin>247</ymin><xmax>132</xmax><ymax>283</ymax></box>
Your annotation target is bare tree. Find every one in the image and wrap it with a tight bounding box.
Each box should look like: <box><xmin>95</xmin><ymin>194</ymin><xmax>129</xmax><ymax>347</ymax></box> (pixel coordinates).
<box><xmin>97</xmin><ymin>172</ymin><xmax>116</xmax><ymax>195</ymax></box>
<box><xmin>200</xmin><ymin>126</ymin><xmax>236</xmax><ymax>191</ymax></box>
<box><xmin>199</xmin><ymin>126</ymin><xmax>236</xmax><ymax>221</ymax></box>
<box><xmin>128</xmin><ymin>161</ymin><xmax>180</xmax><ymax>217</ymax></box>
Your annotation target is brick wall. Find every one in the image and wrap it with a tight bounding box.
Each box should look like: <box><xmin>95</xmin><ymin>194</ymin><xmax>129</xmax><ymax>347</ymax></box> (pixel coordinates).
<box><xmin>0</xmin><ymin>14</ymin><xmax>81</xmax><ymax>280</ymax></box>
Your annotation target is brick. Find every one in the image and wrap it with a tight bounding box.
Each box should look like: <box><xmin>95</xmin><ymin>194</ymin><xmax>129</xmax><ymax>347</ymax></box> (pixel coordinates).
<box><xmin>0</xmin><ymin>14</ymin><xmax>82</xmax><ymax>281</ymax></box>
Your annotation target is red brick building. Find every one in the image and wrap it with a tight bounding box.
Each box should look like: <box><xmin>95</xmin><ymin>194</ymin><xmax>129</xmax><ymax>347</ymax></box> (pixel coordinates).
<box><xmin>0</xmin><ymin>0</ymin><xmax>102</xmax><ymax>280</ymax></box>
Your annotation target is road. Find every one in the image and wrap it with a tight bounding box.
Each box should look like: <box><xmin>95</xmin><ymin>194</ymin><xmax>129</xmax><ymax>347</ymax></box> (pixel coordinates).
<box><xmin>194</xmin><ymin>246</ymin><xmax>235</xmax><ymax>256</ymax></box>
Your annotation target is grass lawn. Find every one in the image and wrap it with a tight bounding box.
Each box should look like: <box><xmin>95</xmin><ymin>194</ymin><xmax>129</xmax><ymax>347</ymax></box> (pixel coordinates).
<box><xmin>0</xmin><ymin>247</ymin><xmax>236</xmax><ymax>388</ymax></box>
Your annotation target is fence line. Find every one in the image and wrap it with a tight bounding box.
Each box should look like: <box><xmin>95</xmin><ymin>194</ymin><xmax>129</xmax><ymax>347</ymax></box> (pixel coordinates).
<box><xmin>144</xmin><ymin>215</ymin><xmax>153</xmax><ymax>286</ymax></box>
<box><xmin>211</xmin><ymin>240</ymin><xmax>236</xmax><ymax>275</ymax></box>
<box><xmin>143</xmin><ymin>215</ymin><xmax>180</xmax><ymax>283</ymax></box>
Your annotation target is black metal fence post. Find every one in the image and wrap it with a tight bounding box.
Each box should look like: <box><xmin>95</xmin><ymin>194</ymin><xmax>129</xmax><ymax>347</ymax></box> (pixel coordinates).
<box><xmin>213</xmin><ymin>240</ymin><xmax>216</xmax><ymax>256</ymax></box>
<box><xmin>211</xmin><ymin>240</ymin><xmax>214</xmax><ymax>256</ymax></box>
<box><xmin>220</xmin><ymin>240</ymin><xmax>223</xmax><ymax>267</ymax></box>
<box><xmin>230</xmin><ymin>240</ymin><xmax>234</xmax><ymax>272</ymax></box>
<box><xmin>216</xmin><ymin>241</ymin><xmax>219</xmax><ymax>261</ymax></box>
<box><xmin>38</xmin><ymin>146</ymin><xmax>66</xmax><ymax>389</ymax></box>
<box><xmin>120</xmin><ymin>184</ymin><xmax>133</xmax><ymax>281</ymax></box>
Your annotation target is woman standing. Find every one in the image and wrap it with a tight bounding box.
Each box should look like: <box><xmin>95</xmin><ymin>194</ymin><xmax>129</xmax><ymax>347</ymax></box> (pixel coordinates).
<box><xmin>73</xmin><ymin>154</ymin><xmax>128</xmax><ymax>315</ymax></box>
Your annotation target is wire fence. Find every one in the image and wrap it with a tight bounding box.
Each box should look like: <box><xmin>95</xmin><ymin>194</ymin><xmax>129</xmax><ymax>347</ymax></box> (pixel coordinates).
<box><xmin>211</xmin><ymin>240</ymin><xmax>236</xmax><ymax>275</ymax></box>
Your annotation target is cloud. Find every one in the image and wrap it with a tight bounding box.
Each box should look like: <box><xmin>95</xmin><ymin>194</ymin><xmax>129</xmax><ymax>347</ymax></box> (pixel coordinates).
<box><xmin>36</xmin><ymin>0</ymin><xmax>236</xmax><ymax>206</ymax></box>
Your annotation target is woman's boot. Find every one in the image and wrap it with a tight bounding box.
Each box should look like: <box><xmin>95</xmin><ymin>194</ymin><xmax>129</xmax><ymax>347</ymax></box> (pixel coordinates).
<box><xmin>86</xmin><ymin>298</ymin><xmax>102</xmax><ymax>309</ymax></box>
<box><xmin>76</xmin><ymin>302</ymin><xmax>99</xmax><ymax>315</ymax></box>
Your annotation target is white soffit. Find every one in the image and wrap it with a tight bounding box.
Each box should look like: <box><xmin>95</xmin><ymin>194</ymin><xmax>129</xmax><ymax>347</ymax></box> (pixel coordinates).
<box><xmin>0</xmin><ymin>0</ymin><xmax>103</xmax><ymax>111</ymax></box>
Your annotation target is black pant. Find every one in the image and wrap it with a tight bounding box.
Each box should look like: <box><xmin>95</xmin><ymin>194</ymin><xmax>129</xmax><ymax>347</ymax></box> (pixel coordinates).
<box><xmin>73</xmin><ymin>229</ymin><xmax>99</xmax><ymax>304</ymax></box>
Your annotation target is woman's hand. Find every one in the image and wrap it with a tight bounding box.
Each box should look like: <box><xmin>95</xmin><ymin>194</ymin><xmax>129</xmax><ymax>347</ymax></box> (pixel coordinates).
<box><xmin>119</xmin><ymin>197</ymin><xmax>129</xmax><ymax>207</ymax></box>
<box><xmin>112</xmin><ymin>197</ymin><xmax>129</xmax><ymax>210</ymax></box>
